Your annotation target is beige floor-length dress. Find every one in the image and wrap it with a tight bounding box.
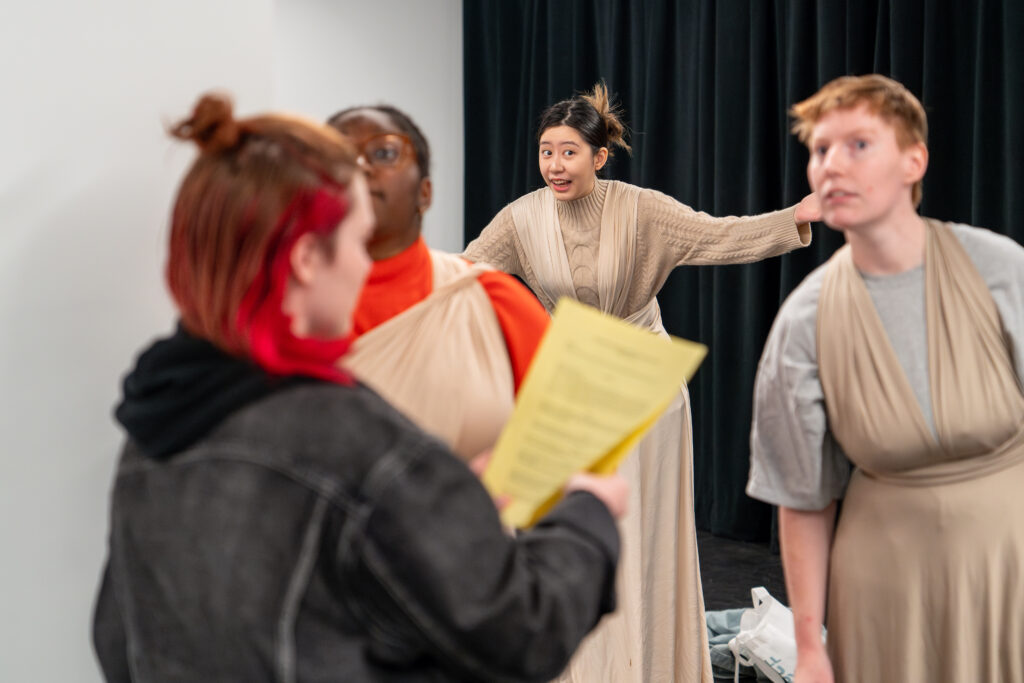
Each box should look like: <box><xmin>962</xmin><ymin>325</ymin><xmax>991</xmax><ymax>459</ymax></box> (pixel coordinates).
<box><xmin>816</xmin><ymin>221</ymin><xmax>1024</xmax><ymax>682</ymax></box>
<box><xmin>466</xmin><ymin>179</ymin><xmax>810</xmax><ymax>682</ymax></box>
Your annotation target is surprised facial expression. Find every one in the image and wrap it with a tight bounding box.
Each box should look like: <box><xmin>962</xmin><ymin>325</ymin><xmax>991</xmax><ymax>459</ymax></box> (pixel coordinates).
<box><xmin>538</xmin><ymin>125</ymin><xmax>608</xmax><ymax>202</ymax></box>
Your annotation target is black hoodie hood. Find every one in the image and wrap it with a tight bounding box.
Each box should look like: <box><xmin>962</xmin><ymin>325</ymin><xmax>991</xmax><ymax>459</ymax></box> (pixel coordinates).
<box><xmin>115</xmin><ymin>324</ymin><xmax>309</xmax><ymax>459</ymax></box>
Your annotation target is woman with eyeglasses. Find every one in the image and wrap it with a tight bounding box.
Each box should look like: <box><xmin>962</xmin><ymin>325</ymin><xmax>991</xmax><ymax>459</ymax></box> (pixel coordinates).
<box><xmin>93</xmin><ymin>93</ymin><xmax>628</xmax><ymax>682</ymax></box>
<box><xmin>463</xmin><ymin>84</ymin><xmax>820</xmax><ymax>683</ymax></box>
<box><xmin>327</xmin><ymin>106</ymin><xmax>550</xmax><ymax>462</ymax></box>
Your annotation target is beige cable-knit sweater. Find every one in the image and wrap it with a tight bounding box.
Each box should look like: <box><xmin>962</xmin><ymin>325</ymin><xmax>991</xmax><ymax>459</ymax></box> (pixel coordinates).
<box><xmin>464</xmin><ymin>178</ymin><xmax>811</xmax><ymax>314</ymax></box>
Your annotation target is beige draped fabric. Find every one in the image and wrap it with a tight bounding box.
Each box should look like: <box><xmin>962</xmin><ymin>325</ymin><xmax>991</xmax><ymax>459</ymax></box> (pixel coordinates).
<box><xmin>343</xmin><ymin>251</ymin><xmax>515</xmax><ymax>462</ymax></box>
<box><xmin>511</xmin><ymin>182</ymin><xmax>712</xmax><ymax>683</ymax></box>
<box><xmin>817</xmin><ymin>220</ymin><xmax>1024</xmax><ymax>683</ymax></box>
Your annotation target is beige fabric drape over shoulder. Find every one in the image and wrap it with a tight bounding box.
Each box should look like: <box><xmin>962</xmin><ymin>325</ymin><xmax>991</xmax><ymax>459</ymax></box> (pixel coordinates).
<box><xmin>817</xmin><ymin>220</ymin><xmax>1024</xmax><ymax>683</ymax></box>
<box><xmin>511</xmin><ymin>182</ymin><xmax>712</xmax><ymax>683</ymax></box>
<box><xmin>344</xmin><ymin>251</ymin><xmax>515</xmax><ymax>462</ymax></box>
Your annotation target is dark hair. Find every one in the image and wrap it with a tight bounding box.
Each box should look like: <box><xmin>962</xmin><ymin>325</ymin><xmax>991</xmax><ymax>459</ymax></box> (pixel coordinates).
<box><xmin>537</xmin><ymin>82</ymin><xmax>632</xmax><ymax>157</ymax></box>
<box><xmin>327</xmin><ymin>105</ymin><xmax>431</xmax><ymax>179</ymax></box>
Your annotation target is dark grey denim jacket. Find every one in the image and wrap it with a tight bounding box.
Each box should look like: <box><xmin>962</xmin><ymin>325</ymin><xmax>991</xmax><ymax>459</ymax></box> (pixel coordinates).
<box><xmin>93</xmin><ymin>382</ymin><xmax>619</xmax><ymax>682</ymax></box>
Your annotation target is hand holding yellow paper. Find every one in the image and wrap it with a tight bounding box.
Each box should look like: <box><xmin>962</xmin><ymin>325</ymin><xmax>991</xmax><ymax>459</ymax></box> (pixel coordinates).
<box><xmin>482</xmin><ymin>298</ymin><xmax>707</xmax><ymax>527</ymax></box>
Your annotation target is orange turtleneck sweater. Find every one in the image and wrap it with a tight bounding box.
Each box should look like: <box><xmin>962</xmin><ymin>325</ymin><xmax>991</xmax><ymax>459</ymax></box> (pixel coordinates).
<box><xmin>350</xmin><ymin>237</ymin><xmax>549</xmax><ymax>392</ymax></box>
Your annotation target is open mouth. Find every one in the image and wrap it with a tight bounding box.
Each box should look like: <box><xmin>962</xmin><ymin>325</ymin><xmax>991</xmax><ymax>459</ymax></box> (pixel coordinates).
<box><xmin>825</xmin><ymin>190</ymin><xmax>855</xmax><ymax>201</ymax></box>
<box><xmin>550</xmin><ymin>178</ymin><xmax>572</xmax><ymax>192</ymax></box>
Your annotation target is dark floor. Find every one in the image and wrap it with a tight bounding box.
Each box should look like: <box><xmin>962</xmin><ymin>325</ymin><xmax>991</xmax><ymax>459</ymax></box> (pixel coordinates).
<box><xmin>696</xmin><ymin>530</ymin><xmax>787</xmax><ymax>612</ymax></box>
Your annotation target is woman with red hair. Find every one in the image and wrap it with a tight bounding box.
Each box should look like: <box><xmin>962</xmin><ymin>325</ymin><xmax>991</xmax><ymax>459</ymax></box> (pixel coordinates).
<box><xmin>92</xmin><ymin>94</ymin><xmax>627</xmax><ymax>682</ymax></box>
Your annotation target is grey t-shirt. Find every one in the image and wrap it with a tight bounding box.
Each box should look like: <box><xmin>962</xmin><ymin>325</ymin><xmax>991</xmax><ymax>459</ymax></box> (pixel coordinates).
<box><xmin>746</xmin><ymin>223</ymin><xmax>1024</xmax><ymax>510</ymax></box>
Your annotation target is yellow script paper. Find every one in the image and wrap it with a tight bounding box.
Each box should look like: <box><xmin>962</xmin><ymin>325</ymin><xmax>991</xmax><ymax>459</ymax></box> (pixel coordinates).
<box><xmin>483</xmin><ymin>298</ymin><xmax>707</xmax><ymax>528</ymax></box>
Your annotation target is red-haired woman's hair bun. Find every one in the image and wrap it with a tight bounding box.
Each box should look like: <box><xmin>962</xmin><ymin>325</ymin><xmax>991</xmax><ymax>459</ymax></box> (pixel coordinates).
<box><xmin>170</xmin><ymin>93</ymin><xmax>241</xmax><ymax>154</ymax></box>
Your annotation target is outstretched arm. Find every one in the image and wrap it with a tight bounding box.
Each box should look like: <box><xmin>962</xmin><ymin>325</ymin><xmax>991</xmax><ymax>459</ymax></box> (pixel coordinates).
<box><xmin>633</xmin><ymin>189</ymin><xmax>815</xmax><ymax>300</ymax></box>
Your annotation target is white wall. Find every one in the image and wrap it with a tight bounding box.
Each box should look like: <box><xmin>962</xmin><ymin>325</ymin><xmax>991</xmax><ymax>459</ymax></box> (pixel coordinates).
<box><xmin>273</xmin><ymin>0</ymin><xmax>465</xmax><ymax>252</ymax></box>
<box><xmin>0</xmin><ymin>1</ymin><xmax>461</xmax><ymax>680</ymax></box>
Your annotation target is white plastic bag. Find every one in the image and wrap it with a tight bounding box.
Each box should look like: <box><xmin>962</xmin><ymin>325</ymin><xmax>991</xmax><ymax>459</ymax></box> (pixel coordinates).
<box><xmin>727</xmin><ymin>587</ymin><xmax>801</xmax><ymax>683</ymax></box>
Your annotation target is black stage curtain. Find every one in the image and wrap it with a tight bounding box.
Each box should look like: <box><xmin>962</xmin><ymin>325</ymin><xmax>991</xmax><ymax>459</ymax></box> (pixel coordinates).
<box><xmin>462</xmin><ymin>1</ymin><xmax>1024</xmax><ymax>541</ymax></box>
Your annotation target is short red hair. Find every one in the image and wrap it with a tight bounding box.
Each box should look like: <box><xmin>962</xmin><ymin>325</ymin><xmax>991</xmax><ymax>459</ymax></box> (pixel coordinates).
<box><xmin>791</xmin><ymin>74</ymin><xmax>928</xmax><ymax>207</ymax></box>
<box><xmin>167</xmin><ymin>94</ymin><xmax>359</xmax><ymax>381</ymax></box>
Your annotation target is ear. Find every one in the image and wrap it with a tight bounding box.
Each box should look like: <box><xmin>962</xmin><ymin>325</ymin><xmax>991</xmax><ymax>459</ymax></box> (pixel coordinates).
<box><xmin>903</xmin><ymin>142</ymin><xmax>929</xmax><ymax>185</ymax></box>
<box><xmin>288</xmin><ymin>232</ymin><xmax>323</xmax><ymax>287</ymax></box>
<box><xmin>593</xmin><ymin>147</ymin><xmax>609</xmax><ymax>172</ymax></box>
<box><xmin>417</xmin><ymin>176</ymin><xmax>433</xmax><ymax>214</ymax></box>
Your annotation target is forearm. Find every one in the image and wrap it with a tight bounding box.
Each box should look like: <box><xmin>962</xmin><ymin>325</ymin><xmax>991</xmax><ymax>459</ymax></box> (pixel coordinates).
<box><xmin>639</xmin><ymin>190</ymin><xmax>811</xmax><ymax>269</ymax></box>
<box><xmin>778</xmin><ymin>502</ymin><xmax>836</xmax><ymax>650</ymax></box>
<box><xmin>355</xmin><ymin>451</ymin><xmax>619</xmax><ymax>682</ymax></box>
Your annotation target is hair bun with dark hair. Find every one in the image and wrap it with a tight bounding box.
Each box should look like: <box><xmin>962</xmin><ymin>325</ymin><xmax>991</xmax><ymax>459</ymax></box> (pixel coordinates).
<box><xmin>581</xmin><ymin>82</ymin><xmax>631</xmax><ymax>156</ymax></box>
<box><xmin>170</xmin><ymin>93</ymin><xmax>241</xmax><ymax>154</ymax></box>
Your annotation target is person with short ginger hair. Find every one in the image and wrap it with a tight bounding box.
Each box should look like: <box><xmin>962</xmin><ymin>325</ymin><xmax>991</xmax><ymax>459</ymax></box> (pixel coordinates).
<box><xmin>747</xmin><ymin>74</ymin><xmax>1024</xmax><ymax>683</ymax></box>
<box><xmin>465</xmin><ymin>82</ymin><xmax>819</xmax><ymax>683</ymax></box>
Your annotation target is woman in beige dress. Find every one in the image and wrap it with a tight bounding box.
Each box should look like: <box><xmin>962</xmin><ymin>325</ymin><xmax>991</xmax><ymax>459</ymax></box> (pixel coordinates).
<box><xmin>464</xmin><ymin>83</ymin><xmax>817</xmax><ymax>683</ymax></box>
<box><xmin>747</xmin><ymin>74</ymin><xmax>1024</xmax><ymax>683</ymax></box>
